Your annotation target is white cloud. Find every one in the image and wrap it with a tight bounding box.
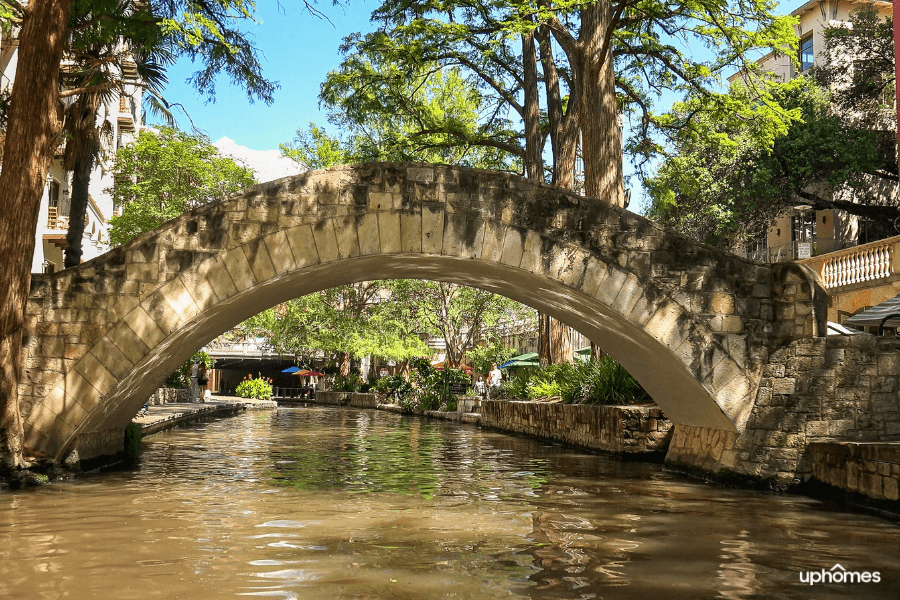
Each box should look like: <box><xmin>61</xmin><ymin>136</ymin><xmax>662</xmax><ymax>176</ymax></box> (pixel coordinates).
<box><xmin>214</xmin><ymin>137</ymin><xmax>306</xmax><ymax>184</ymax></box>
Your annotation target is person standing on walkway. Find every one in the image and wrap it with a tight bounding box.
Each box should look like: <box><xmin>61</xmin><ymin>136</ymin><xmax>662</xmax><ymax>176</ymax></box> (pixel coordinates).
<box><xmin>475</xmin><ymin>376</ymin><xmax>486</xmax><ymax>399</ymax></box>
<box><xmin>488</xmin><ymin>363</ymin><xmax>502</xmax><ymax>399</ymax></box>
<box><xmin>190</xmin><ymin>358</ymin><xmax>201</xmax><ymax>401</ymax></box>
<box><xmin>197</xmin><ymin>362</ymin><xmax>209</xmax><ymax>402</ymax></box>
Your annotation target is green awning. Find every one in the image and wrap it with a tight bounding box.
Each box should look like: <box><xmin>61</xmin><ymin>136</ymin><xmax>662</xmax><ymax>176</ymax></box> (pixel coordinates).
<box><xmin>499</xmin><ymin>352</ymin><xmax>539</xmax><ymax>369</ymax></box>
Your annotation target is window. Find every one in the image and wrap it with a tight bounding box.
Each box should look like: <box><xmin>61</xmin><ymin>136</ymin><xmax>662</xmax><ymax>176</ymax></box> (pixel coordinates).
<box><xmin>799</xmin><ymin>36</ymin><xmax>814</xmax><ymax>72</ymax></box>
<box><xmin>48</xmin><ymin>179</ymin><xmax>60</xmax><ymax>207</ymax></box>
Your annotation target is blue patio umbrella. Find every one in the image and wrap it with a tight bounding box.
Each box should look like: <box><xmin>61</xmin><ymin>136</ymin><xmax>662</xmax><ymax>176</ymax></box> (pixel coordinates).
<box><xmin>281</xmin><ymin>366</ymin><xmax>301</xmax><ymax>373</ymax></box>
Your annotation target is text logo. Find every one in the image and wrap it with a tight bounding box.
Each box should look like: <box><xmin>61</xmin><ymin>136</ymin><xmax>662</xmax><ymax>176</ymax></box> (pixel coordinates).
<box><xmin>800</xmin><ymin>564</ymin><xmax>881</xmax><ymax>585</ymax></box>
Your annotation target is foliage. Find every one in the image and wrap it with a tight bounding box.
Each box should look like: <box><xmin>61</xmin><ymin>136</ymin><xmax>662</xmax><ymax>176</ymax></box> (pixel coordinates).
<box><xmin>467</xmin><ymin>338</ymin><xmax>518</xmax><ymax>376</ymax></box>
<box><xmin>390</xmin><ymin>281</ymin><xmax>535</xmax><ymax>368</ymax></box>
<box><xmin>332</xmin><ymin>374</ymin><xmax>365</xmax><ymax>392</ymax></box>
<box><xmin>496</xmin><ymin>357</ymin><xmax>649</xmax><ymax>405</ymax></box>
<box><xmin>235</xmin><ymin>375</ymin><xmax>273</xmax><ymax>400</ymax></box>
<box><xmin>123</xmin><ymin>423</ymin><xmax>142</xmax><ymax>463</ymax></box>
<box><xmin>254</xmin><ymin>281</ymin><xmax>429</xmax><ymax>372</ymax></box>
<box><xmin>647</xmin><ymin>76</ymin><xmax>896</xmax><ymax>248</ymax></box>
<box><xmin>816</xmin><ymin>4</ymin><xmax>896</xmax><ymax>126</ymax></box>
<box><xmin>108</xmin><ymin>127</ymin><xmax>256</xmax><ymax>245</ymax></box>
<box><xmin>169</xmin><ymin>351</ymin><xmax>212</xmax><ymax>389</ymax></box>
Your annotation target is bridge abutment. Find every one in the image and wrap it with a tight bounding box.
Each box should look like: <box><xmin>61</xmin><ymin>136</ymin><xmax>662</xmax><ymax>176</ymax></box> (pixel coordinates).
<box><xmin>665</xmin><ymin>335</ymin><xmax>900</xmax><ymax>486</ymax></box>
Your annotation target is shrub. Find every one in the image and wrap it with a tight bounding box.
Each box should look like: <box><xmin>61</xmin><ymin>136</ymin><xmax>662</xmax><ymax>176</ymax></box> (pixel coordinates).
<box><xmin>495</xmin><ymin>358</ymin><xmax>649</xmax><ymax>405</ymax></box>
<box><xmin>236</xmin><ymin>375</ymin><xmax>273</xmax><ymax>400</ymax></box>
<box><xmin>333</xmin><ymin>374</ymin><xmax>364</xmax><ymax>392</ymax></box>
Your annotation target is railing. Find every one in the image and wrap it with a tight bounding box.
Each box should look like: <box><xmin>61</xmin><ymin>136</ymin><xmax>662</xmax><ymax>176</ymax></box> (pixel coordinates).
<box><xmin>800</xmin><ymin>235</ymin><xmax>900</xmax><ymax>290</ymax></box>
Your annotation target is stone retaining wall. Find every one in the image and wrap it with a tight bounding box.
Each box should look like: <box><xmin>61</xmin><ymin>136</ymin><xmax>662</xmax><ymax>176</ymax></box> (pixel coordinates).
<box><xmin>666</xmin><ymin>335</ymin><xmax>900</xmax><ymax>486</ymax></box>
<box><xmin>481</xmin><ymin>400</ymin><xmax>671</xmax><ymax>457</ymax></box>
<box><xmin>148</xmin><ymin>387</ymin><xmax>190</xmax><ymax>405</ymax></box>
<box><xmin>310</xmin><ymin>391</ymin><xmax>379</xmax><ymax>409</ymax></box>
<box><xmin>808</xmin><ymin>442</ymin><xmax>900</xmax><ymax>509</ymax></box>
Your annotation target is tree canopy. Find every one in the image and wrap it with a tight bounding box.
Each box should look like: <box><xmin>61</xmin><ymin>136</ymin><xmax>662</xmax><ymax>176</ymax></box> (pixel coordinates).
<box><xmin>647</xmin><ymin>5</ymin><xmax>899</xmax><ymax>249</ymax></box>
<box><xmin>108</xmin><ymin>127</ymin><xmax>256</xmax><ymax>245</ymax></box>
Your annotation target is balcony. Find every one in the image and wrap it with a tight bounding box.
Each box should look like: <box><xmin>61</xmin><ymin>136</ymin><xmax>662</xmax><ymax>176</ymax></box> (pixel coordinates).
<box><xmin>799</xmin><ymin>235</ymin><xmax>900</xmax><ymax>291</ymax></box>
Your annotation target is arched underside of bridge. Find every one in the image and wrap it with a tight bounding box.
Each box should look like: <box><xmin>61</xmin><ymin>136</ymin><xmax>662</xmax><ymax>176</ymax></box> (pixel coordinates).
<box><xmin>21</xmin><ymin>163</ymin><xmax>823</xmax><ymax>461</ymax></box>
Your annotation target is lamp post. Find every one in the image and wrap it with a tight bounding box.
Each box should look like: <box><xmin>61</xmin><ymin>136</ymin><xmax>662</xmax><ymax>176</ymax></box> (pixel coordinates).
<box><xmin>793</xmin><ymin>204</ymin><xmax>813</xmax><ymax>259</ymax></box>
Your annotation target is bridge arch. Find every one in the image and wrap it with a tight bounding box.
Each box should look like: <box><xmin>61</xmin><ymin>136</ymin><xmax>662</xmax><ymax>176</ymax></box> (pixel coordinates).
<box><xmin>20</xmin><ymin>163</ymin><xmax>825</xmax><ymax>461</ymax></box>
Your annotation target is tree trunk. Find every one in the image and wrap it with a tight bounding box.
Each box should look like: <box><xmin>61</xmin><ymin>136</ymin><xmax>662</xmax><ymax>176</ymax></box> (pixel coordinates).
<box><xmin>522</xmin><ymin>30</ymin><xmax>544</xmax><ymax>182</ymax></box>
<box><xmin>64</xmin><ymin>95</ymin><xmax>101</xmax><ymax>268</ymax></box>
<box><xmin>549</xmin><ymin>317</ymin><xmax>574</xmax><ymax>365</ymax></box>
<box><xmin>590</xmin><ymin>342</ymin><xmax>606</xmax><ymax>360</ymax></box>
<box><xmin>538</xmin><ymin>313</ymin><xmax>551</xmax><ymax>366</ymax></box>
<box><xmin>538</xmin><ymin>26</ymin><xmax>579</xmax><ymax>190</ymax></box>
<box><xmin>579</xmin><ymin>1</ymin><xmax>624</xmax><ymax>206</ymax></box>
<box><xmin>339</xmin><ymin>352</ymin><xmax>351</xmax><ymax>376</ymax></box>
<box><xmin>0</xmin><ymin>0</ymin><xmax>73</xmax><ymax>475</ymax></box>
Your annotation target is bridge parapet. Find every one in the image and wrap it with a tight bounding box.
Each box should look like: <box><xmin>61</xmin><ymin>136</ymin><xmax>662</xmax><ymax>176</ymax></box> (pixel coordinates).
<box><xmin>20</xmin><ymin>163</ymin><xmax>826</xmax><ymax>461</ymax></box>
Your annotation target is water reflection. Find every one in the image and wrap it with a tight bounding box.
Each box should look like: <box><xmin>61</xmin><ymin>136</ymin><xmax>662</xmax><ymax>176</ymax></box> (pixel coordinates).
<box><xmin>0</xmin><ymin>406</ymin><xmax>899</xmax><ymax>600</ymax></box>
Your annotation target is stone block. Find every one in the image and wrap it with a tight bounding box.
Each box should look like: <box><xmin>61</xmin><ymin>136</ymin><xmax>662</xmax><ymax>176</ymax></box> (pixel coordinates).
<box><xmin>400</xmin><ymin>211</ymin><xmax>422</xmax><ymax>254</ymax></box>
<box><xmin>644</xmin><ymin>301</ymin><xmax>683</xmax><ymax>345</ymax></box>
<box><xmin>263</xmin><ymin>230</ymin><xmax>297</xmax><ymax>275</ymax></box>
<box><xmin>356</xmin><ymin>213</ymin><xmax>381</xmax><ymax>256</ymax></box>
<box><xmin>377</xmin><ymin>212</ymin><xmax>401</xmax><ymax>254</ymax></box>
<box><xmin>107</xmin><ymin>321</ymin><xmax>150</xmax><ymax>365</ymax></box>
<box><xmin>595</xmin><ymin>267</ymin><xmax>627</xmax><ymax>306</ymax></box>
<box><xmin>421</xmin><ymin>203</ymin><xmax>445</xmax><ymax>254</ymax></box>
<box><xmin>223</xmin><ymin>246</ymin><xmax>257</xmax><ymax>292</ymax></box>
<box><xmin>333</xmin><ymin>215</ymin><xmax>361</xmax><ymax>259</ymax></box>
<box><xmin>285</xmin><ymin>224</ymin><xmax>321</xmax><ymax>268</ymax></box>
<box><xmin>73</xmin><ymin>351</ymin><xmax>117</xmax><ymax>396</ymax></box>
<box><xmin>499</xmin><ymin>227</ymin><xmax>526</xmax><ymax>267</ymax></box>
<box><xmin>312</xmin><ymin>219</ymin><xmax>341</xmax><ymax>263</ymax></box>
<box><xmin>368</xmin><ymin>191</ymin><xmax>401</xmax><ymax>211</ymax></box>
<box><xmin>244</xmin><ymin>237</ymin><xmax>277</xmax><ymax>282</ymax></box>
<box><xmin>579</xmin><ymin>257</ymin><xmax>609</xmax><ymax>297</ymax></box>
<box><xmin>884</xmin><ymin>476</ymin><xmax>899</xmax><ymax>501</ymax></box>
<box><xmin>407</xmin><ymin>166</ymin><xmax>434</xmax><ymax>183</ymax></box>
<box><xmin>480</xmin><ymin>221</ymin><xmax>506</xmax><ymax>263</ymax></box>
<box><xmin>551</xmin><ymin>245</ymin><xmax>588</xmax><ymax>287</ymax></box>
<box><xmin>122</xmin><ymin>306</ymin><xmax>166</xmax><ymax>350</ymax></box>
<box><xmin>519</xmin><ymin>230</ymin><xmax>544</xmax><ymax>274</ymax></box>
<box><xmin>89</xmin><ymin>336</ymin><xmax>134</xmax><ymax>380</ymax></box>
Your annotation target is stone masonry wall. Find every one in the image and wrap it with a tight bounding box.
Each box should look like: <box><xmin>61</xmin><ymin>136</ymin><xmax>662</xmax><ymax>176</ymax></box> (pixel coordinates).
<box><xmin>481</xmin><ymin>400</ymin><xmax>671</xmax><ymax>456</ymax></box>
<box><xmin>312</xmin><ymin>391</ymin><xmax>379</xmax><ymax>409</ymax></box>
<box><xmin>808</xmin><ymin>442</ymin><xmax>900</xmax><ymax>506</ymax></box>
<box><xmin>665</xmin><ymin>335</ymin><xmax>900</xmax><ymax>486</ymax></box>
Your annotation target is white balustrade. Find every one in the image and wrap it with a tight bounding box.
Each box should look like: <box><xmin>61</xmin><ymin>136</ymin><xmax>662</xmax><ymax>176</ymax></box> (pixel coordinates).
<box><xmin>821</xmin><ymin>242</ymin><xmax>893</xmax><ymax>288</ymax></box>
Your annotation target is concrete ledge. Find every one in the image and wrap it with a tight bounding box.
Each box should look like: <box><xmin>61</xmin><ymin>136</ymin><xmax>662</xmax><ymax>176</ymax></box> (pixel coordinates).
<box><xmin>133</xmin><ymin>397</ymin><xmax>276</xmax><ymax>436</ymax></box>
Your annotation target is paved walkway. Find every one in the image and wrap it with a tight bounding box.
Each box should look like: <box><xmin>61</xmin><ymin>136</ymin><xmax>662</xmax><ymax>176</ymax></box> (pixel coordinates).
<box><xmin>132</xmin><ymin>396</ymin><xmax>277</xmax><ymax>436</ymax></box>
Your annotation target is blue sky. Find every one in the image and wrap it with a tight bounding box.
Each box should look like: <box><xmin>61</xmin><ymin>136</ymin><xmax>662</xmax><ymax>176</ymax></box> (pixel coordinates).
<box><xmin>160</xmin><ymin>1</ymin><xmax>377</xmax><ymax>151</ymax></box>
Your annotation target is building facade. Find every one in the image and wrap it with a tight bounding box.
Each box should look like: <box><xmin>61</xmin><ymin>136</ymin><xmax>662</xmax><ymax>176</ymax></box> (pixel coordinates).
<box><xmin>0</xmin><ymin>24</ymin><xmax>143</xmax><ymax>274</ymax></box>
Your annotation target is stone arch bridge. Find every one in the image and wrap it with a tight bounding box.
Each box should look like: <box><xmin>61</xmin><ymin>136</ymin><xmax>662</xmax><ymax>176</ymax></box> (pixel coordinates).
<box><xmin>20</xmin><ymin>163</ymin><xmax>825</xmax><ymax>462</ymax></box>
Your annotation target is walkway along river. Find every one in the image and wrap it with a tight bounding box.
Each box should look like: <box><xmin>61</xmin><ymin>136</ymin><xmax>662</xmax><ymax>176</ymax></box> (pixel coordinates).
<box><xmin>2</xmin><ymin>405</ymin><xmax>899</xmax><ymax>599</ymax></box>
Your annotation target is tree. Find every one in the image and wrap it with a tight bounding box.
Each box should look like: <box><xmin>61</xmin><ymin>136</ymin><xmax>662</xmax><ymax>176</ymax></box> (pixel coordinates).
<box><xmin>0</xmin><ymin>0</ymin><xmax>73</xmax><ymax>476</ymax></box>
<box><xmin>284</xmin><ymin>62</ymin><xmax>520</xmax><ymax>171</ymax></box>
<box><xmin>646</xmin><ymin>76</ymin><xmax>897</xmax><ymax>249</ymax></box>
<box><xmin>0</xmin><ymin>0</ymin><xmax>329</xmax><ymax>474</ymax></box>
<box><xmin>107</xmin><ymin>127</ymin><xmax>256</xmax><ymax>246</ymax></box>
<box><xmin>61</xmin><ymin>0</ymin><xmax>176</xmax><ymax>267</ymax></box>
<box><xmin>392</xmin><ymin>281</ymin><xmax>535</xmax><ymax>369</ymax></box>
<box><xmin>256</xmin><ymin>282</ymin><xmax>429</xmax><ymax>376</ymax></box>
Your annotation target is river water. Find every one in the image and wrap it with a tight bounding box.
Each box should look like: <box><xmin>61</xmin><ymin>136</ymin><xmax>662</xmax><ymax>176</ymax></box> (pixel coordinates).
<box><xmin>1</xmin><ymin>406</ymin><xmax>899</xmax><ymax>600</ymax></box>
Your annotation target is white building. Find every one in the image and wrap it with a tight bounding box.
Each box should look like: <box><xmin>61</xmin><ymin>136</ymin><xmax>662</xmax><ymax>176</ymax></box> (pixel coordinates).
<box><xmin>0</xmin><ymin>24</ymin><xmax>143</xmax><ymax>274</ymax></box>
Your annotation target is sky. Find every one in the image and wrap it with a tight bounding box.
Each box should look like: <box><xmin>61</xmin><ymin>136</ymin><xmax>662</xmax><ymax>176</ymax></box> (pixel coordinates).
<box><xmin>161</xmin><ymin>1</ymin><xmax>377</xmax><ymax>153</ymax></box>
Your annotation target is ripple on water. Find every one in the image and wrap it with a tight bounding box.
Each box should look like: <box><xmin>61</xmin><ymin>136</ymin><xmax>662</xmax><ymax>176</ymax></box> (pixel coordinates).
<box><xmin>1</xmin><ymin>407</ymin><xmax>899</xmax><ymax>600</ymax></box>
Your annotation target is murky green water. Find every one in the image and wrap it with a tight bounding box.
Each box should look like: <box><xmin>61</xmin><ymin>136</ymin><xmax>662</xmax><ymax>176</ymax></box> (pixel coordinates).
<box><xmin>1</xmin><ymin>406</ymin><xmax>899</xmax><ymax>599</ymax></box>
